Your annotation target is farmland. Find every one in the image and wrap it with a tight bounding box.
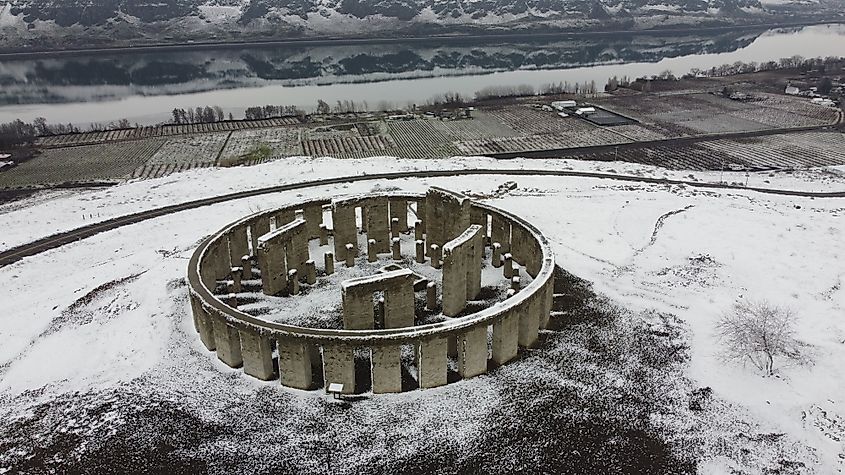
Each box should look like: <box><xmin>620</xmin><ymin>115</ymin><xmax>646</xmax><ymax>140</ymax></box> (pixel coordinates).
<box><xmin>0</xmin><ymin>139</ymin><xmax>165</xmax><ymax>188</ymax></box>
<box><xmin>132</xmin><ymin>133</ymin><xmax>230</xmax><ymax>179</ymax></box>
<box><xmin>35</xmin><ymin>117</ymin><xmax>301</xmax><ymax>149</ymax></box>
<box><xmin>593</xmin><ymin>92</ymin><xmax>840</xmax><ymax>136</ymax></box>
<box><xmin>2</xmin><ymin>82</ymin><xmax>844</xmax><ymax>189</ymax></box>
<box><xmin>219</xmin><ymin>128</ymin><xmax>304</xmax><ymax>165</ymax></box>
<box><xmin>699</xmin><ymin>131</ymin><xmax>845</xmax><ymax>169</ymax></box>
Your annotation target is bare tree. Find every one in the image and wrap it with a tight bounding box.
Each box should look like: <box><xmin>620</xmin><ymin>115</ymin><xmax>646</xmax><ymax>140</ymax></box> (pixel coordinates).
<box><xmin>715</xmin><ymin>299</ymin><xmax>809</xmax><ymax>376</ymax></box>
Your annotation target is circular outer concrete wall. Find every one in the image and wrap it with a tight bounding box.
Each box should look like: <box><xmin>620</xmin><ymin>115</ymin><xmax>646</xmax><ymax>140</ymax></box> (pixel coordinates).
<box><xmin>187</xmin><ymin>191</ymin><xmax>554</xmax><ymax>394</ymax></box>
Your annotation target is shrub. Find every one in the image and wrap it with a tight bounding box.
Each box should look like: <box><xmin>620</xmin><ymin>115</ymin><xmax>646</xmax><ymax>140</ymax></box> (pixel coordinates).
<box><xmin>715</xmin><ymin>299</ymin><xmax>809</xmax><ymax>376</ymax></box>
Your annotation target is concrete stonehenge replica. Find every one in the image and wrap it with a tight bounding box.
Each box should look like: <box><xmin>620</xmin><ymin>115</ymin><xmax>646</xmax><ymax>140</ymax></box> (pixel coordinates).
<box><xmin>188</xmin><ymin>187</ymin><xmax>555</xmax><ymax>395</ymax></box>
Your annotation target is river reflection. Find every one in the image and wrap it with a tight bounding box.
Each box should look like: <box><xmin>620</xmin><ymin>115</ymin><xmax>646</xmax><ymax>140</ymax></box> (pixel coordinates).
<box><xmin>1</xmin><ymin>23</ymin><xmax>844</xmax><ymax>125</ymax></box>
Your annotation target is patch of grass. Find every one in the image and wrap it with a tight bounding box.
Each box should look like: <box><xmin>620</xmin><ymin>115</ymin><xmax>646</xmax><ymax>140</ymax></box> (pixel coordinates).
<box><xmin>218</xmin><ymin>143</ymin><xmax>272</xmax><ymax>167</ymax></box>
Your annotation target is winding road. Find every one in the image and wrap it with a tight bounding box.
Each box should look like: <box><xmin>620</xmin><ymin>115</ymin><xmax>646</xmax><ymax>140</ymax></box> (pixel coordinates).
<box><xmin>1</xmin><ymin>168</ymin><xmax>843</xmax><ymax>267</ymax></box>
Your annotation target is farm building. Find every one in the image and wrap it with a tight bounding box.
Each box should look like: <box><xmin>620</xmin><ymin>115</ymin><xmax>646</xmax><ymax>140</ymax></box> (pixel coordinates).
<box><xmin>575</xmin><ymin>107</ymin><xmax>596</xmax><ymax>116</ymax></box>
<box><xmin>785</xmin><ymin>85</ymin><xmax>800</xmax><ymax>95</ymax></box>
<box><xmin>551</xmin><ymin>100</ymin><xmax>577</xmax><ymax>111</ymax></box>
<box><xmin>811</xmin><ymin>97</ymin><xmax>837</xmax><ymax>107</ymax></box>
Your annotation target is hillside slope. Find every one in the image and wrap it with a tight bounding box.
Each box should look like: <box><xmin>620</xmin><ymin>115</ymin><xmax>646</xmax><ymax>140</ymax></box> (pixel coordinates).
<box><xmin>1</xmin><ymin>0</ymin><xmax>837</xmax><ymax>51</ymax></box>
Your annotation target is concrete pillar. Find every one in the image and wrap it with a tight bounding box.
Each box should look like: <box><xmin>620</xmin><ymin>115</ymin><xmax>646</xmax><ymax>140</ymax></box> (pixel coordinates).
<box><xmin>192</xmin><ymin>297</ymin><xmax>216</xmax><ymax>351</ymax></box>
<box><xmin>511</xmin><ymin>276</ymin><xmax>521</xmax><ymax>291</ymax></box>
<box><xmin>447</xmin><ymin>335</ymin><xmax>458</xmax><ymax>358</ymax></box>
<box><xmin>442</xmin><ymin>246</ymin><xmax>467</xmax><ymax>318</ymax></box>
<box><xmin>305</xmin><ymin>260</ymin><xmax>316</xmax><ymax>284</ymax></box>
<box><xmin>415</xmin><ymin>240</ymin><xmax>425</xmax><ymax>263</ymax></box>
<box><xmin>278</xmin><ymin>208</ymin><xmax>295</xmax><ymax>228</ymax></box>
<box><xmin>249</xmin><ymin>215</ymin><xmax>271</xmax><ymax>257</ymax></box>
<box><xmin>228</xmin><ymin>226</ymin><xmax>249</xmax><ymax>267</ymax></box>
<box><xmin>459</xmin><ymin>325</ymin><xmax>488</xmax><ymax>378</ymax></box>
<box><xmin>304</xmin><ymin>204</ymin><xmax>322</xmax><ymax>240</ymax></box>
<box><xmin>418</xmin><ymin>337</ymin><xmax>447</xmax><ymax>389</ymax></box>
<box><xmin>414</xmin><ymin>220</ymin><xmax>424</xmax><ymax>241</ymax></box>
<box><xmin>492</xmin><ymin>311</ymin><xmax>519</xmax><ymax>365</ymax></box>
<box><xmin>510</xmin><ymin>224</ymin><xmax>542</xmax><ymax>278</ymax></box>
<box><xmin>288</xmin><ymin>269</ymin><xmax>299</xmax><ymax>295</ymax></box>
<box><xmin>384</xmin><ymin>283</ymin><xmax>414</xmax><ymax>329</ymax></box>
<box><xmin>367</xmin><ymin>198</ymin><xmax>390</xmax><ymax>253</ymax></box>
<box><xmin>391</xmin><ymin>217</ymin><xmax>400</xmax><ymax>238</ymax></box>
<box><xmin>211</xmin><ymin>314</ymin><xmax>243</xmax><ymax>368</ymax></box>
<box><xmin>257</xmin><ymin>238</ymin><xmax>287</xmax><ymax>296</ymax></box>
<box><xmin>324</xmin><ymin>252</ymin><xmax>335</xmax><ymax>275</ymax></box>
<box><xmin>503</xmin><ymin>253</ymin><xmax>513</xmax><ymax>279</ymax></box>
<box><xmin>491</xmin><ymin>214</ymin><xmax>510</xmax><ymax>254</ymax></box>
<box><xmin>239</xmin><ymin>328</ymin><xmax>275</xmax><ymax>380</ymax></box>
<box><xmin>231</xmin><ymin>267</ymin><xmax>242</xmax><ymax>292</ymax></box>
<box><xmin>540</xmin><ymin>278</ymin><xmax>554</xmax><ymax>330</ymax></box>
<box><xmin>367</xmin><ymin>239</ymin><xmax>378</xmax><ymax>262</ymax></box>
<box><xmin>390</xmin><ymin>199</ymin><xmax>408</xmax><ymax>232</ymax></box>
<box><xmin>430</xmin><ymin>244</ymin><xmax>441</xmax><ymax>269</ymax></box>
<box><xmin>519</xmin><ymin>297</ymin><xmax>540</xmax><ymax>348</ymax></box>
<box><xmin>226</xmin><ymin>293</ymin><xmax>237</xmax><ymax>308</ymax></box>
<box><xmin>371</xmin><ymin>345</ymin><xmax>402</xmax><ymax>394</ymax></box>
<box><xmin>332</xmin><ymin>203</ymin><xmax>357</xmax><ymax>260</ymax></box>
<box><xmin>322</xmin><ymin>344</ymin><xmax>355</xmax><ymax>395</ymax></box>
<box><xmin>392</xmin><ymin>237</ymin><xmax>401</xmax><ymax>260</ymax></box>
<box><xmin>492</xmin><ymin>242</ymin><xmax>502</xmax><ymax>268</ymax></box>
<box><xmin>425</xmin><ymin>187</ymin><xmax>470</xmax><ymax>252</ymax></box>
<box><xmin>470</xmin><ymin>207</ymin><xmax>487</xmax><ymax>230</ymax></box>
<box><xmin>506</xmin><ymin>288</ymin><xmax>516</xmax><ymax>299</ymax></box>
<box><xmin>345</xmin><ymin>243</ymin><xmax>355</xmax><ymax>267</ymax></box>
<box><xmin>426</xmin><ymin>282</ymin><xmax>437</xmax><ymax>310</ymax></box>
<box><xmin>376</xmin><ymin>297</ymin><xmax>385</xmax><ymax>328</ymax></box>
<box><xmin>241</xmin><ymin>256</ymin><xmax>253</xmax><ymax>280</ymax></box>
<box><xmin>466</xmin><ymin>230</ymin><xmax>483</xmax><ymax>300</ymax></box>
<box><xmin>278</xmin><ymin>337</ymin><xmax>313</xmax><ymax>390</ymax></box>
<box><xmin>319</xmin><ymin>224</ymin><xmax>329</xmax><ymax>246</ymax></box>
<box><xmin>513</xmin><ymin>265</ymin><xmax>520</xmax><ymax>280</ymax></box>
<box><xmin>342</xmin><ymin>288</ymin><xmax>374</xmax><ymax>330</ymax></box>
<box><xmin>287</xmin><ymin>224</ymin><xmax>310</xmax><ymax>276</ymax></box>
<box><xmin>416</xmin><ymin>198</ymin><xmax>427</xmax><ymax>234</ymax></box>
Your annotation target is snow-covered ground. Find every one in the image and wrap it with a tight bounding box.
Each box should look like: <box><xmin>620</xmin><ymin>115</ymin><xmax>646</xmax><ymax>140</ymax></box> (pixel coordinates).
<box><xmin>1</xmin><ymin>157</ymin><xmax>844</xmax><ymax>472</ymax></box>
<box><xmin>1</xmin><ymin>156</ymin><xmax>843</xmax><ymax>253</ymax></box>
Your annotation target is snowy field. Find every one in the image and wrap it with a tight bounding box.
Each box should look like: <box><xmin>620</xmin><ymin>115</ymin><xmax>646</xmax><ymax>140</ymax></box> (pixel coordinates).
<box><xmin>0</xmin><ymin>158</ymin><xmax>844</xmax><ymax>473</ymax></box>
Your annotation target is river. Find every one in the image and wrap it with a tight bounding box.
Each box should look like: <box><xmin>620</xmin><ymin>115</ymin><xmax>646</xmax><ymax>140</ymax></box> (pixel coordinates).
<box><xmin>1</xmin><ymin>23</ymin><xmax>844</xmax><ymax>126</ymax></box>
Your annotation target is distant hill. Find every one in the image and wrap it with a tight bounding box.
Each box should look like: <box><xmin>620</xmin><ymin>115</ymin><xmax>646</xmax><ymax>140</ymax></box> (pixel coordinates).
<box><xmin>0</xmin><ymin>0</ymin><xmax>840</xmax><ymax>51</ymax></box>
